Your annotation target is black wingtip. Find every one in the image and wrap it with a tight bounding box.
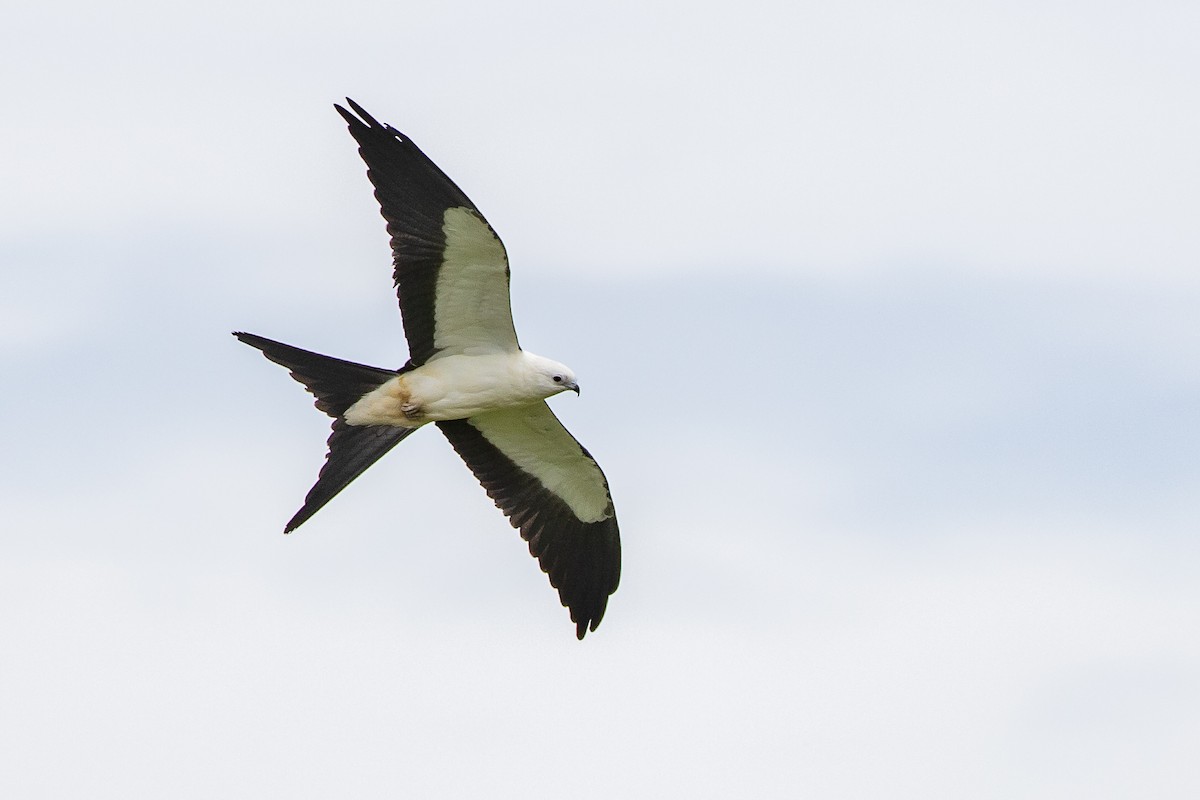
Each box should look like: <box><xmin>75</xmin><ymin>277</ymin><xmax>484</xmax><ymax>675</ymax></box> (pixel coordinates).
<box><xmin>334</xmin><ymin>99</ymin><xmax>365</xmax><ymax>132</ymax></box>
<box><xmin>284</xmin><ymin>498</ymin><xmax>323</xmax><ymax>533</ymax></box>
<box><xmin>336</xmin><ymin>97</ymin><xmax>385</xmax><ymax>130</ymax></box>
<box><xmin>572</xmin><ymin>609</ymin><xmax>605</xmax><ymax>640</ymax></box>
<box><xmin>233</xmin><ymin>331</ymin><xmax>268</xmax><ymax>350</ymax></box>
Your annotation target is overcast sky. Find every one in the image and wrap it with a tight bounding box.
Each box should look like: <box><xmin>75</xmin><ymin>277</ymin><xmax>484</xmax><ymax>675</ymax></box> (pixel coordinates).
<box><xmin>3</xmin><ymin>1</ymin><xmax>1198</xmax><ymax>797</ymax></box>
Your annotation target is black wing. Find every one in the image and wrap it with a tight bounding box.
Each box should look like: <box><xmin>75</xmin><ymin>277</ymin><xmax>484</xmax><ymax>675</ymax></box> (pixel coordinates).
<box><xmin>335</xmin><ymin>99</ymin><xmax>519</xmax><ymax>365</ymax></box>
<box><xmin>438</xmin><ymin>404</ymin><xmax>621</xmax><ymax>639</ymax></box>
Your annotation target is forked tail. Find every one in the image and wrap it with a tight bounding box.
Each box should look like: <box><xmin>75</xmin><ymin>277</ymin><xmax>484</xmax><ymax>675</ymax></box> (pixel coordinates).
<box><xmin>234</xmin><ymin>332</ymin><xmax>417</xmax><ymax>531</ymax></box>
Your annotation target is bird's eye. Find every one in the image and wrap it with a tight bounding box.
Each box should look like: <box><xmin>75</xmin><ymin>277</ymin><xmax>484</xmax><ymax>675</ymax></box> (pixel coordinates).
<box><xmin>553</xmin><ymin>375</ymin><xmax>563</xmax><ymax>383</ymax></box>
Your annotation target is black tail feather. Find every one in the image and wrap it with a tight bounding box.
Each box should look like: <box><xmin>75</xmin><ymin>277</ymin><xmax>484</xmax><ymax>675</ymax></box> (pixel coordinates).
<box><xmin>234</xmin><ymin>331</ymin><xmax>417</xmax><ymax>531</ymax></box>
<box><xmin>285</xmin><ymin>420</ymin><xmax>416</xmax><ymax>532</ymax></box>
<box><xmin>233</xmin><ymin>331</ymin><xmax>403</xmax><ymax>418</ymax></box>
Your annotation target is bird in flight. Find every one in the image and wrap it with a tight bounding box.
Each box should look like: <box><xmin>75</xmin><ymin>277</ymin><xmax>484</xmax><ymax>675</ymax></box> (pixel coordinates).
<box><xmin>235</xmin><ymin>99</ymin><xmax>620</xmax><ymax>638</ymax></box>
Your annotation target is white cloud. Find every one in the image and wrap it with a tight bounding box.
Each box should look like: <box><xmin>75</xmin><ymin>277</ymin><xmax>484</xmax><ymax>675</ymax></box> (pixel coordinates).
<box><xmin>3</xmin><ymin>1</ymin><xmax>1197</xmax><ymax>284</ymax></box>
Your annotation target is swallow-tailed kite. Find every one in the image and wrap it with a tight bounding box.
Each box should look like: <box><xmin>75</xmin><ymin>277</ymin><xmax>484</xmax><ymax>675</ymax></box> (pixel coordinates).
<box><xmin>234</xmin><ymin>99</ymin><xmax>620</xmax><ymax>638</ymax></box>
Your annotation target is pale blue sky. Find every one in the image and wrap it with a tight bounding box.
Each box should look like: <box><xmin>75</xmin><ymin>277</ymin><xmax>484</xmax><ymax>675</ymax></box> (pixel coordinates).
<box><xmin>2</xmin><ymin>1</ymin><xmax>1198</xmax><ymax>797</ymax></box>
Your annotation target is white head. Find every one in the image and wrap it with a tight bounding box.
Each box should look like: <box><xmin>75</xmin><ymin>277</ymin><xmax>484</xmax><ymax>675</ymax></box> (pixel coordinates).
<box><xmin>525</xmin><ymin>353</ymin><xmax>580</xmax><ymax>398</ymax></box>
